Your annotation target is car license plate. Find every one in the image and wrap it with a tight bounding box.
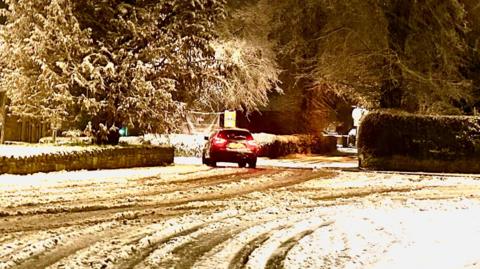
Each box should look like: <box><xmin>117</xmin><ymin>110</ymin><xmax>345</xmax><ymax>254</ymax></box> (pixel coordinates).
<box><xmin>227</xmin><ymin>142</ymin><xmax>246</xmax><ymax>150</ymax></box>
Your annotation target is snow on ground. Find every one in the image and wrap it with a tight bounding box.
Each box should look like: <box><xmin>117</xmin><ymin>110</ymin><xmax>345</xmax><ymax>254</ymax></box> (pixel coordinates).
<box><xmin>0</xmin><ymin>165</ymin><xmax>224</xmax><ymax>190</ymax></box>
<box><xmin>0</xmin><ymin>144</ymin><xmax>92</xmax><ymax>158</ymax></box>
<box><xmin>2</xmin><ymin>144</ymin><xmax>480</xmax><ymax>268</ymax></box>
<box><xmin>175</xmin><ymin>154</ymin><xmax>358</xmax><ymax>169</ymax></box>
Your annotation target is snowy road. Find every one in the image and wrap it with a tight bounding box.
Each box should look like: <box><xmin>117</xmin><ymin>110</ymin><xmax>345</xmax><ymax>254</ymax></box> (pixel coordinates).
<box><xmin>1</xmin><ymin>164</ymin><xmax>480</xmax><ymax>268</ymax></box>
<box><xmin>174</xmin><ymin>154</ymin><xmax>358</xmax><ymax>169</ymax></box>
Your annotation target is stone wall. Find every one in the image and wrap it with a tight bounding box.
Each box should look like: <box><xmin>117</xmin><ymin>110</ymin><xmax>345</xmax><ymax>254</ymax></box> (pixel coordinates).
<box><xmin>0</xmin><ymin>146</ymin><xmax>174</xmax><ymax>175</ymax></box>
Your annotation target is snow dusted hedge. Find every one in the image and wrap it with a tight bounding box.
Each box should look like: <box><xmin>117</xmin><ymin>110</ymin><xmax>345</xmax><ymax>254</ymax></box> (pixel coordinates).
<box><xmin>358</xmin><ymin>111</ymin><xmax>480</xmax><ymax>173</ymax></box>
<box><xmin>0</xmin><ymin>146</ymin><xmax>174</xmax><ymax>175</ymax></box>
<box><xmin>137</xmin><ymin>134</ymin><xmax>206</xmax><ymax>157</ymax></box>
<box><xmin>253</xmin><ymin>133</ymin><xmax>336</xmax><ymax>158</ymax></box>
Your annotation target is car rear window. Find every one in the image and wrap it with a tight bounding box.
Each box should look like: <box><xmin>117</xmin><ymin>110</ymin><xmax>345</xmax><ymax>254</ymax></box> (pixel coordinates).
<box><xmin>218</xmin><ymin>130</ymin><xmax>253</xmax><ymax>140</ymax></box>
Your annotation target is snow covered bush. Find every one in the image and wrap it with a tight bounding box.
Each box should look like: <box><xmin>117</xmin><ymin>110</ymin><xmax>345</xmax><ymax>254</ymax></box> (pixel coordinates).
<box><xmin>61</xmin><ymin>129</ymin><xmax>82</xmax><ymax>138</ymax></box>
<box><xmin>140</xmin><ymin>134</ymin><xmax>206</xmax><ymax>157</ymax></box>
<box><xmin>254</xmin><ymin>133</ymin><xmax>336</xmax><ymax>158</ymax></box>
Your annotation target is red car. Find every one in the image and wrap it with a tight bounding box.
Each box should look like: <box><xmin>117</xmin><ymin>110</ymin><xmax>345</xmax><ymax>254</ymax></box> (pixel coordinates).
<box><xmin>202</xmin><ymin>128</ymin><xmax>258</xmax><ymax>168</ymax></box>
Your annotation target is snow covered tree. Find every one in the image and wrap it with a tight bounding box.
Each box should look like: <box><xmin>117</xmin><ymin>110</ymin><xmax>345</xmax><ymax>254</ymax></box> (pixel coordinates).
<box><xmin>0</xmin><ymin>0</ymin><xmax>88</xmax><ymax>128</ymax></box>
<box><xmin>378</xmin><ymin>0</ymin><xmax>471</xmax><ymax>113</ymax></box>
<box><xmin>213</xmin><ymin>0</ymin><xmax>281</xmax><ymax>112</ymax></box>
<box><xmin>1</xmin><ymin>0</ymin><xmax>276</xmax><ymax>135</ymax></box>
<box><xmin>239</xmin><ymin>0</ymin><xmax>472</xmax><ymax>118</ymax></box>
<box><xmin>462</xmin><ymin>0</ymin><xmax>480</xmax><ymax>111</ymax></box>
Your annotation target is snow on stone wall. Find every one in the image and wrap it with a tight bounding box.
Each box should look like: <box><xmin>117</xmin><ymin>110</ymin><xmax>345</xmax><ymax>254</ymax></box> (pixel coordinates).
<box><xmin>0</xmin><ymin>146</ymin><xmax>174</xmax><ymax>175</ymax></box>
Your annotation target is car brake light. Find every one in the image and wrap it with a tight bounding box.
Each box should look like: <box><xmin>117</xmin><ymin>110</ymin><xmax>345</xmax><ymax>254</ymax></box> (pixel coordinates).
<box><xmin>212</xmin><ymin>136</ymin><xmax>227</xmax><ymax>148</ymax></box>
<box><xmin>246</xmin><ymin>140</ymin><xmax>258</xmax><ymax>151</ymax></box>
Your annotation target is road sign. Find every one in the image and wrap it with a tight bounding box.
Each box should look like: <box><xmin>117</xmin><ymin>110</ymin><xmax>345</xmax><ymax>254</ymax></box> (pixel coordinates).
<box><xmin>224</xmin><ymin>110</ymin><xmax>236</xmax><ymax>128</ymax></box>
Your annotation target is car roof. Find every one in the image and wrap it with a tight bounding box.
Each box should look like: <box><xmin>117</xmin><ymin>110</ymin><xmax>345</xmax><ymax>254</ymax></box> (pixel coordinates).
<box><xmin>218</xmin><ymin>128</ymin><xmax>251</xmax><ymax>132</ymax></box>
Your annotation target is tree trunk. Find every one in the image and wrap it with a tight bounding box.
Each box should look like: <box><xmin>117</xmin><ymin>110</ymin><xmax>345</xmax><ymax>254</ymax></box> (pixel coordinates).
<box><xmin>380</xmin><ymin>80</ymin><xmax>403</xmax><ymax>109</ymax></box>
<box><xmin>0</xmin><ymin>91</ymin><xmax>6</xmax><ymax>144</ymax></box>
<box><xmin>378</xmin><ymin>0</ymin><xmax>412</xmax><ymax>110</ymax></box>
<box><xmin>52</xmin><ymin>129</ymin><xmax>57</xmax><ymax>144</ymax></box>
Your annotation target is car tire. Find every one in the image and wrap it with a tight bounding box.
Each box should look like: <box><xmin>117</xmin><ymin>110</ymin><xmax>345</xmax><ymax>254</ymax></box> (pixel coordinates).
<box><xmin>248</xmin><ymin>158</ymin><xmax>257</xmax><ymax>168</ymax></box>
<box><xmin>238</xmin><ymin>161</ymin><xmax>246</xmax><ymax>168</ymax></box>
<box><xmin>203</xmin><ymin>152</ymin><xmax>216</xmax><ymax>167</ymax></box>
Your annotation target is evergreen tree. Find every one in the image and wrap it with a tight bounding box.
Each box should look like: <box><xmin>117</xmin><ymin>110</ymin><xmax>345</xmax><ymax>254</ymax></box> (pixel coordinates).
<box><xmin>215</xmin><ymin>0</ymin><xmax>281</xmax><ymax>111</ymax></box>
<box><xmin>240</xmin><ymin>0</ymin><xmax>473</xmax><ymax>117</ymax></box>
<box><xmin>0</xmin><ymin>0</ymin><xmax>277</xmax><ymax>135</ymax></box>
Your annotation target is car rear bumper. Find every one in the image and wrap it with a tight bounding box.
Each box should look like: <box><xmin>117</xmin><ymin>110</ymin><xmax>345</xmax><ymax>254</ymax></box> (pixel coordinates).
<box><xmin>210</xmin><ymin>149</ymin><xmax>256</xmax><ymax>162</ymax></box>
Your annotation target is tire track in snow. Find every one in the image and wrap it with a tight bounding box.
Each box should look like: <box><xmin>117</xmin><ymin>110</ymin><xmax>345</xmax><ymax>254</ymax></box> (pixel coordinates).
<box><xmin>1</xmin><ymin>167</ymin><xmax>333</xmax><ymax>268</ymax></box>
<box><xmin>282</xmin><ymin>214</ymin><xmax>398</xmax><ymax>269</ymax></box>
<box><xmin>115</xmin><ymin>226</ymin><xmax>206</xmax><ymax>269</ymax></box>
<box><xmin>0</xmin><ymin>169</ymin><xmax>287</xmax><ymax>234</ymax></box>
<box><xmin>228</xmin><ymin>234</ymin><xmax>271</xmax><ymax>269</ymax></box>
<box><xmin>3</xmin><ymin>164</ymin><xmax>480</xmax><ymax>268</ymax></box>
<box><xmin>0</xmin><ymin>221</ymin><xmax>122</xmax><ymax>269</ymax></box>
<box><xmin>282</xmin><ymin>224</ymin><xmax>350</xmax><ymax>269</ymax></box>
<box><xmin>111</xmin><ymin>210</ymin><xmax>242</xmax><ymax>269</ymax></box>
<box><xmin>264</xmin><ymin>229</ymin><xmax>315</xmax><ymax>269</ymax></box>
<box><xmin>0</xmin><ymin>205</ymin><xmax>191</xmax><ymax>233</ymax></box>
<box><xmin>0</xmin><ymin>169</ymin><xmax>274</xmax><ymax>218</ymax></box>
<box><xmin>145</xmin><ymin>209</ymin><xmax>290</xmax><ymax>269</ymax></box>
<box><xmin>244</xmin><ymin>217</ymin><xmax>332</xmax><ymax>269</ymax></box>
<box><xmin>192</xmin><ymin>208</ymin><xmax>333</xmax><ymax>269</ymax></box>
<box><xmin>153</xmin><ymin>227</ymin><xmax>240</xmax><ymax>269</ymax></box>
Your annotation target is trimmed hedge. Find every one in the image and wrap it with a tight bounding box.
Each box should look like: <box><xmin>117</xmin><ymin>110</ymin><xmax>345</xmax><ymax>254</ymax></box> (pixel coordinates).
<box><xmin>357</xmin><ymin>111</ymin><xmax>480</xmax><ymax>173</ymax></box>
<box><xmin>254</xmin><ymin>134</ymin><xmax>337</xmax><ymax>158</ymax></box>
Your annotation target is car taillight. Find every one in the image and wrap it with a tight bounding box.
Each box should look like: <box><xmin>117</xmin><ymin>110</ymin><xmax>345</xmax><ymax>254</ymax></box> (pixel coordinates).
<box><xmin>246</xmin><ymin>140</ymin><xmax>258</xmax><ymax>152</ymax></box>
<box><xmin>212</xmin><ymin>136</ymin><xmax>227</xmax><ymax>148</ymax></box>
